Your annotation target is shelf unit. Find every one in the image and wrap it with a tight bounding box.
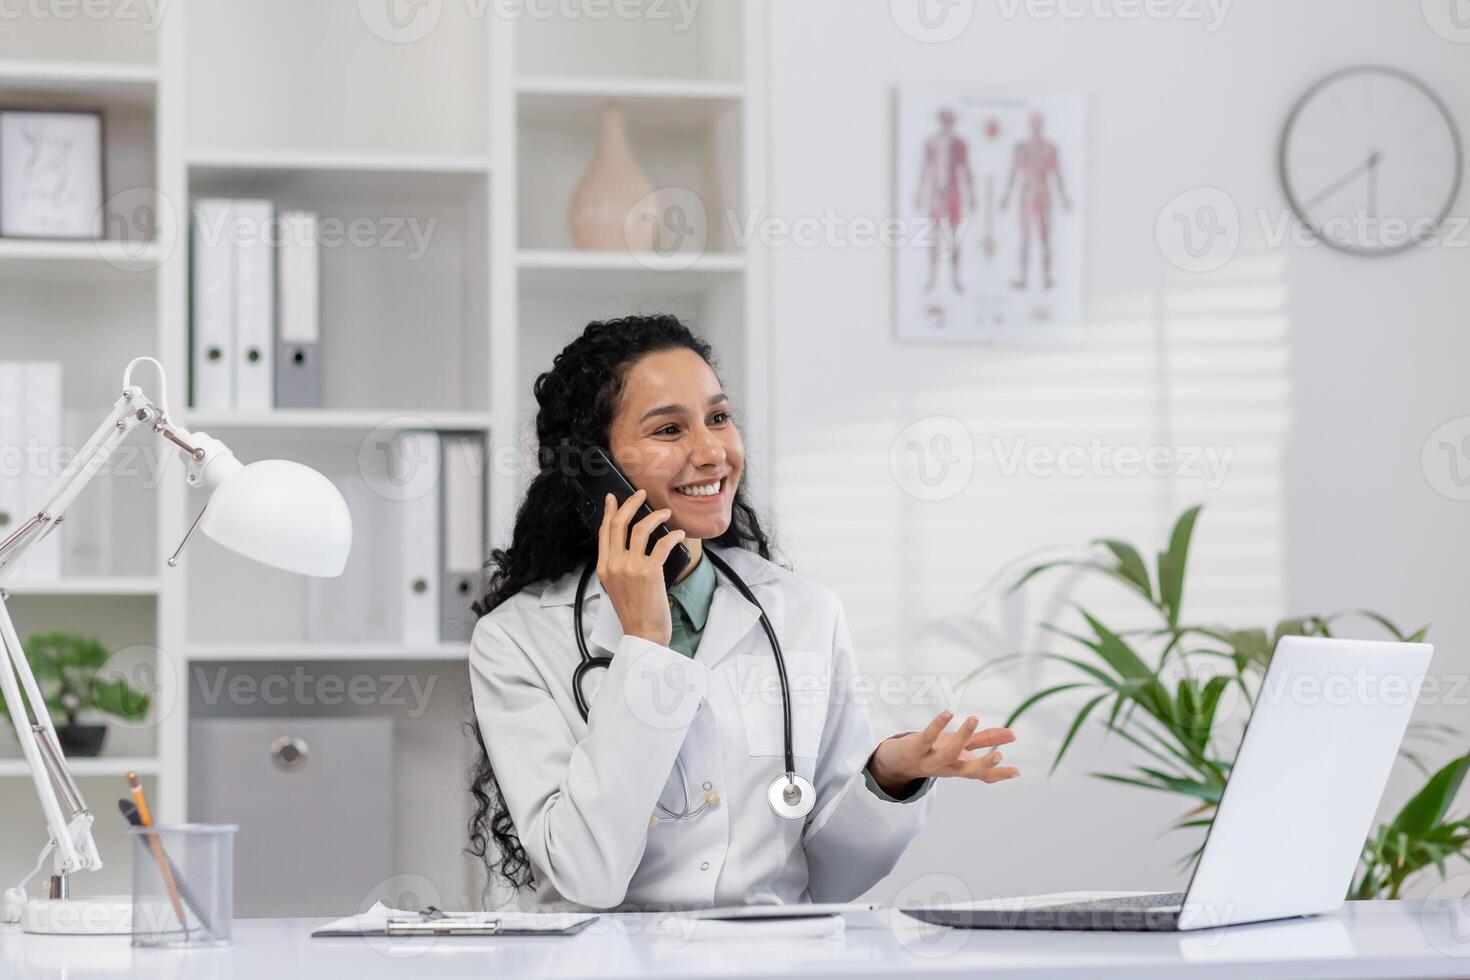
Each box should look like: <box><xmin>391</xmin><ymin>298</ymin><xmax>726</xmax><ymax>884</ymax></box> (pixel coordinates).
<box><xmin>0</xmin><ymin>0</ymin><xmax>769</xmax><ymax>907</ymax></box>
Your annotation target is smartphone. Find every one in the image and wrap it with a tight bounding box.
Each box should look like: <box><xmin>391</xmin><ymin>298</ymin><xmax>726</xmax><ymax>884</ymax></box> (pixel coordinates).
<box><xmin>572</xmin><ymin>446</ymin><xmax>692</xmax><ymax>588</ymax></box>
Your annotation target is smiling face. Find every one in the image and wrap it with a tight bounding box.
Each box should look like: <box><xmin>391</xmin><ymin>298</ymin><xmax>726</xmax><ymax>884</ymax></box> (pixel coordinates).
<box><xmin>605</xmin><ymin>347</ymin><xmax>743</xmax><ymax>543</ymax></box>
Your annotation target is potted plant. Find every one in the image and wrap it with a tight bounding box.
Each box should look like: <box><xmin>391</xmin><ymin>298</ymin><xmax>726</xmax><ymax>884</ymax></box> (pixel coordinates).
<box><xmin>975</xmin><ymin>505</ymin><xmax>1470</xmax><ymax>899</ymax></box>
<box><xmin>0</xmin><ymin>631</ymin><xmax>151</xmax><ymax>757</ymax></box>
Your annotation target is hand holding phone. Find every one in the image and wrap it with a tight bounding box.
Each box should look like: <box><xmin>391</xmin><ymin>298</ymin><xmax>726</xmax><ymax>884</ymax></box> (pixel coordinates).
<box><xmin>595</xmin><ymin>489</ymin><xmax>687</xmax><ymax>647</ymax></box>
<box><xmin>572</xmin><ymin>447</ymin><xmax>692</xmax><ymax>588</ymax></box>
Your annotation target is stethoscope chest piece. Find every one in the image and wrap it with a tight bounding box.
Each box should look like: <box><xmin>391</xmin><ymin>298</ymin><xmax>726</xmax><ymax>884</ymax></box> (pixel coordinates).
<box><xmin>767</xmin><ymin>772</ymin><xmax>816</xmax><ymax>820</ymax></box>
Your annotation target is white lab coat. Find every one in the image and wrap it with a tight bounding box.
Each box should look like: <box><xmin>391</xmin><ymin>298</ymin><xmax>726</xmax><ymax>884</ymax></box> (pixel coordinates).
<box><xmin>468</xmin><ymin>543</ymin><xmax>936</xmax><ymax>912</ymax></box>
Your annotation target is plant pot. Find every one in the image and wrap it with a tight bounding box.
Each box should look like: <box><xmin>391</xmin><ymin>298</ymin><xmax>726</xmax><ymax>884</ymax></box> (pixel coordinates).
<box><xmin>57</xmin><ymin>724</ymin><xmax>107</xmax><ymax>758</ymax></box>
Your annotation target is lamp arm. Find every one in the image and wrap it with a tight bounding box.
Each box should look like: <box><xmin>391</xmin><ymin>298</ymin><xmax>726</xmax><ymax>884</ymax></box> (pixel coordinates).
<box><xmin>0</xmin><ymin>379</ymin><xmax>194</xmax><ymax>918</ymax></box>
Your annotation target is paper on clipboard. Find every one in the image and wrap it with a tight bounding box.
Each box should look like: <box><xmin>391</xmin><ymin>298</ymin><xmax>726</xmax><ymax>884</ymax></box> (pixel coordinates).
<box><xmin>311</xmin><ymin>902</ymin><xmax>599</xmax><ymax>937</ymax></box>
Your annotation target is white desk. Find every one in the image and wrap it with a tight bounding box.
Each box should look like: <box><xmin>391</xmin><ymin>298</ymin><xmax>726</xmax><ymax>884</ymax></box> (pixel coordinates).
<box><xmin>4</xmin><ymin>901</ymin><xmax>1469</xmax><ymax>979</ymax></box>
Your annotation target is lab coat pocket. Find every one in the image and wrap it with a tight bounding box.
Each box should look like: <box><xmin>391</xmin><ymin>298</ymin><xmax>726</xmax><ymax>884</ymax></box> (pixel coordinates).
<box><xmin>735</xmin><ymin>647</ymin><xmax>830</xmax><ymax>759</ymax></box>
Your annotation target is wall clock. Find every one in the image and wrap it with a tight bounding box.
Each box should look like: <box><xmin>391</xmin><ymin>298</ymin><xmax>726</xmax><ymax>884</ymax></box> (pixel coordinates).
<box><xmin>1279</xmin><ymin>65</ymin><xmax>1463</xmax><ymax>257</ymax></box>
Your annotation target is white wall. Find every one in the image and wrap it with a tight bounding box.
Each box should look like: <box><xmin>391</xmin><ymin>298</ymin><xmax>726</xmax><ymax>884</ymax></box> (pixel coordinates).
<box><xmin>763</xmin><ymin>0</ymin><xmax>1470</xmax><ymax>902</ymax></box>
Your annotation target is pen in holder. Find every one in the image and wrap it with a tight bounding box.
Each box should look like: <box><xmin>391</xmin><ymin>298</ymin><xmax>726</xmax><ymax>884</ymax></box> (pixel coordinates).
<box><xmin>128</xmin><ymin>823</ymin><xmax>237</xmax><ymax>948</ymax></box>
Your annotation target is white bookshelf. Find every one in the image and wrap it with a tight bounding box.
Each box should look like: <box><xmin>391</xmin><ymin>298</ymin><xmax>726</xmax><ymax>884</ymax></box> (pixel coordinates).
<box><xmin>0</xmin><ymin>0</ymin><xmax>769</xmax><ymax>906</ymax></box>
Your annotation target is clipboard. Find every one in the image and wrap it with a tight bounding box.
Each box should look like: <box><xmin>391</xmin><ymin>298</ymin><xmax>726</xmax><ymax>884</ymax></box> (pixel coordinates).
<box><xmin>311</xmin><ymin>903</ymin><xmax>599</xmax><ymax>938</ymax></box>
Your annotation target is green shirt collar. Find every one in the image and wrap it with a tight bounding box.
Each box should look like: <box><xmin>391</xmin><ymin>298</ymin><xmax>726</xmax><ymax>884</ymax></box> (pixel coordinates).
<box><xmin>668</xmin><ymin>550</ymin><xmax>717</xmax><ymax>631</ymax></box>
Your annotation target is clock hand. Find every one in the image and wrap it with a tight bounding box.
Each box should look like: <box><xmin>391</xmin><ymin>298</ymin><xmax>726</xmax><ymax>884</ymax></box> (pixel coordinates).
<box><xmin>1302</xmin><ymin>153</ymin><xmax>1377</xmax><ymax>211</ymax></box>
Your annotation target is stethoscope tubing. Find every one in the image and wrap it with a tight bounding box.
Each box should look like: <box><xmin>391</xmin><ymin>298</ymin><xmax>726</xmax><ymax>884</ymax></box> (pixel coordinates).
<box><xmin>571</xmin><ymin>548</ymin><xmax>797</xmax><ymax>783</ymax></box>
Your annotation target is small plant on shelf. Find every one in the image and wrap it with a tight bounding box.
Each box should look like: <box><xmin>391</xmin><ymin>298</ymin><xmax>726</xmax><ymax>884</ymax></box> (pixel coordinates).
<box><xmin>0</xmin><ymin>631</ymin><xmax>150</xmax><ymax>757</ymax></box>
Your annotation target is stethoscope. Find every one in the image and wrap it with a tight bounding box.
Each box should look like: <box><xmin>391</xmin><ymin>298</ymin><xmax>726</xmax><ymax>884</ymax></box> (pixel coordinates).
<box><xmin>571</xmin><ymin>547</ymin><xmax>816</xmax><ymax>822</ymax></box>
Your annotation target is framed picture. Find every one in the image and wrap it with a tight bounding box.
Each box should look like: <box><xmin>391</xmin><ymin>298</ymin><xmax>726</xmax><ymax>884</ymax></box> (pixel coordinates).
<box><xmin>895</xmin><ymin>86</ymin><xmax>1085</xmax><ymax>343</ymax></box>
<box><xmin>0</xmin><ymin>110</ymin><xmax>105</xmax><ymax>240</ymax></box>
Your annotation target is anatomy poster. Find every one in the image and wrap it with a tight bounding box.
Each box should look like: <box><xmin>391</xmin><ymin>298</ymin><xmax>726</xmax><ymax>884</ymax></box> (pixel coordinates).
<box><xmin>896</xmin><ymin>86</ymin><xmax>1085</xmax><ymax>343</ymax></box>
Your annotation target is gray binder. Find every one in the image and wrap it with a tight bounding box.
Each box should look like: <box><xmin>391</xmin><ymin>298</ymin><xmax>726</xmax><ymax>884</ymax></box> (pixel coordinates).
<box><xmin>439</xmin><ymin>433</ymin><xmax>486</xmax><ymax>643</ymax></box>
<box><xmin>275</xmin><ymin>209</ymin><xmax>322</xmax><ymax>409</ymax></box>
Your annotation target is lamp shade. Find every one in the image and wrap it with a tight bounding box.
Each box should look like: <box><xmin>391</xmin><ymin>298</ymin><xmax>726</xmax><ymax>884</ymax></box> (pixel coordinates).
<box><xmin>198</xmin><ymin>459</ymin><xmax>353</xmax><ymax>577</ymax></box>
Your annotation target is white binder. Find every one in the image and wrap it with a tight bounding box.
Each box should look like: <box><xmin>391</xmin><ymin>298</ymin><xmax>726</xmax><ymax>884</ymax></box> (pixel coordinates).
<box><xmin>21</xmin><ymin>363</ymin><xmax>63</xmax><ymax>580</ymax></box>
<box><xmin>233</xmin><ymin>200</ymin><xmax>275</xmax><ymax>413</ymax></box>
<box><xmin>440</xmin><ymin>433</ymin><xmax>486</xmax><ymax>643</ymax></box>
<box><xmin>396</xmin><ymin>430</ymin><xmax>441</xmax><ymax>645</ymax></box>
<box><xmin>191</xmin><ymin>199</ymin><xmax>237</xmax><ymax>412</ymax></box>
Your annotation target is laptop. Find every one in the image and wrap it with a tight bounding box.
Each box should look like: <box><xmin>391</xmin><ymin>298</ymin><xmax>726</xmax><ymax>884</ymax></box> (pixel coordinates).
<box><xmin>905</xmin><ymin>636</ymin><xmax>1434</xmax><ymax>932</ymax></box>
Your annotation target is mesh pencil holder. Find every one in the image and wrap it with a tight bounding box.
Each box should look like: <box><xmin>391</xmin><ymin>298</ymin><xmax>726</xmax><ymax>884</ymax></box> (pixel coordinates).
<box><xmin>129</xmin><ymin>823</ymin><xmax>237</xmax><ymax>948</ymax></box>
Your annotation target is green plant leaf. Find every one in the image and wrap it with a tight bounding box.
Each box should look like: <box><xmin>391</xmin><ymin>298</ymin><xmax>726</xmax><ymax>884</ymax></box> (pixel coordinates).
<box><xmin>1004</xmin><ymin>683</ymin><xmax>1096</xmax><ymax>728</ymax></box>
<box><xmin>1050</xmin><ymin>692</ymin><xmax>1111</xmax><ymax>774</ymax></box>
<box><xmin>1156</xmin><ymin>505</ymin><xmax>1201</xmax><ymax>628</ymax></box>
<box><xmin>1388</xmin><ymin>753</ymin><xmax>1470</xmax><ymax>837</ymax></box>
<box><xmin>1092</xmin><ymin>539</ymin><xmax>1153</xmax><ymax>602</ymax></box>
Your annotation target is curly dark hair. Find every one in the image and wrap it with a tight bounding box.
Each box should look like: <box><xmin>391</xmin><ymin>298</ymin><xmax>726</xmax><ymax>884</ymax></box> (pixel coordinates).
<box><xmin>467</xmin><ymin>313</ymin><xmax>778</xmax><ymax>898</ymax></box>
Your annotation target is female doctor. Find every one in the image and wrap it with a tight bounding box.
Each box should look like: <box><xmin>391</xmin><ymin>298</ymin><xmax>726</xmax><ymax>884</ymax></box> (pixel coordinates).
<box><xmin>467</xmin><ymin>315</ymin><xmax>1021</xmax><ymax>912</ymax></box>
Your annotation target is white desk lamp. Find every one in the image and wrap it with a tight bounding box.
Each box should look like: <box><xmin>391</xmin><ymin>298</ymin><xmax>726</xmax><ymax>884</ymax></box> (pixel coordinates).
<box><xmin>0</xmin><ymin>357</ymin><xmax>352</xmax><ymax>934</ymax></box>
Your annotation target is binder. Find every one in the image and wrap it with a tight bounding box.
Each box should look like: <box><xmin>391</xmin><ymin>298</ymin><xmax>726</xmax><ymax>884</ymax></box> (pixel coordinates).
<box><xmin>397</xmin><ymin>430</ymin><xmax>441</xmax><ymax>645</ymax></box>
<box><xmin>191</xmin><ymin>199</ymin><xmax>237</xmax><ymax>412</ymax></box>
<box><xmin>440</xmin><ymin>433</ymin><xmax>486</xmax><ymax>643</ymax></box>
<box><xmin>21</xmin><ymin>363</ymin><xmax>62</xmax><ymax>580</ymax></box>
<box><xmin>275</xmin><ymin>210</ymin><xmax>322</xmax><ymax>409</ymax></box>
<box><xmin>234</xmin><ymin>200</ymin><xmax>275</xmax><ymax>413</ymax></box>
<box><xmin>0</xmin><ymin>363</ymin><xmax>24</xmax><ymax>573</ymax></box>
